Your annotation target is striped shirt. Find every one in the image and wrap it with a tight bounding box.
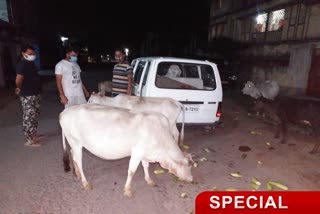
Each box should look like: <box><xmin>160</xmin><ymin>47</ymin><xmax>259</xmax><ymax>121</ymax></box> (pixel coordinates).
<box><xmin>111</xmin><ymin>62</ymin><xmax>133</xmax><ymax>97</ymax></box>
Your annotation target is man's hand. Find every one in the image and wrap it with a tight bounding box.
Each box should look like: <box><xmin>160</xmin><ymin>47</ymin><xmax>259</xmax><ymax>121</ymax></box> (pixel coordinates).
<box><xmin>82</xmin><ymin>84</ymin><xmax>90</xmax><ymax>98</ymax></box>
<box><xmin>60</xmin><ymin>94</ymin><xmax>68</xmax><ymax>105</ymax></box>
<box><xmin>15</xmin><ymin>74</ymin><xmax>24</xmax><ymax>95</ymax></box>
<box><xmin>84</xmin><ymin>90</ymin><xmax>90</xmax><ymax>98</ymax></box>
<box><xmin>15</xmin><ymin>88</ymin><xmax>21</xmax><ymax>95</ymax></box>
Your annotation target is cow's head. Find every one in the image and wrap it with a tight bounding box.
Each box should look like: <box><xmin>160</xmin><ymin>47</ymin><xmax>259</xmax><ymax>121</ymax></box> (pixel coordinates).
<box><xmin>242</xmin><ymin>81</ymin><xmax>261</xmax><ymax>99</ymax></box>
<box><xmin>160</xmin><ymin>152</ymin><xmax>193</xmax><ymax>182</ymax></box>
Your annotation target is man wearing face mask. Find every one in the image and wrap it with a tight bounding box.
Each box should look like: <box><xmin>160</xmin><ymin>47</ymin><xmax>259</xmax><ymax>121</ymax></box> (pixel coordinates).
<box><xmin>15</xmin><ymin>44</ymin><xmax>44</xmax><ymax>147</ymax></box>
<box><xmin>111</xmin><ymin>49</ymin><xmax>133</xmax><ymax>97</ymax></box>
<box><xmin>55</xmin><ymin>46</ymin><xmax>89</xmax><ymax>108</ymax></box>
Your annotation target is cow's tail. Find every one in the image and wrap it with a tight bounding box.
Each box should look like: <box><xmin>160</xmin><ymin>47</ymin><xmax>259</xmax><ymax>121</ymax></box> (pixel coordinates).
<box><xmin>178</xmin><ymin>103</ymin><xmax>185</xmax><ymax>146</ymax></box>
<box><xmin>62</xmin><ymin>130</ymin><xmax>71</xmax><ymax>172</ymax></box>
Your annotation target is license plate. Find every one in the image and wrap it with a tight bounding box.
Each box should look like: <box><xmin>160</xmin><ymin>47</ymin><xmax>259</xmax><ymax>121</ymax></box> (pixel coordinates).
<box><xmin>185</xmin><ymin>105</ymin><xmax>200</xmax><ymax>112</ymax></box>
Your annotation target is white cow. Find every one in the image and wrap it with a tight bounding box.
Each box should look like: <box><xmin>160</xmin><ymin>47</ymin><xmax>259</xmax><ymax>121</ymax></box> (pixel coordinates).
<box><xmin>242</xmin><ymin>80</ymin><xmax>280</xmax><ymax>100</ymax></box>
<box><xmin>59</xmin><ymin>104</ymin><xmax>193</xmax><ymax>197</ymax></box>
<box><xmin>98</xmin><ymin>80</ymin><xmax>112</xmax><ymax>95</ymax></box>
<box><xmin>88</xmin><ymin>93</ymin><xmax>185</xmax><ymax>145</ymax></box>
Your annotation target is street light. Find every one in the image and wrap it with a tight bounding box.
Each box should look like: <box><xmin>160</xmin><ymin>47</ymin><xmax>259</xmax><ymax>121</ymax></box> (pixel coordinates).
<box><xmin>125</xmin><ymin>48</ymin><xmax>129</xmax><ymax>56</ymax></box>
<box><xmin>61</xmin><ymin>36</ymin><xmax>69</xmax><ymax>42</ymax></box>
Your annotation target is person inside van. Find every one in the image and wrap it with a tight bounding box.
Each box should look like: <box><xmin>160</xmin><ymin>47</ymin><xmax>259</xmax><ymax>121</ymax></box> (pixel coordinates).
<box><xmin>165</xmin><ymin>64</ymin><xmax>182</xmax><ymax>78</ymax></box>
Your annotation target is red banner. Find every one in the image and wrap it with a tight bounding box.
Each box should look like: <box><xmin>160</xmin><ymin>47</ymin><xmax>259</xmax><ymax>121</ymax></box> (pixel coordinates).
<box><xmin>195</xmin><ymin>191</ymin><xmax>320</xmax><ymax>214</ymax></box>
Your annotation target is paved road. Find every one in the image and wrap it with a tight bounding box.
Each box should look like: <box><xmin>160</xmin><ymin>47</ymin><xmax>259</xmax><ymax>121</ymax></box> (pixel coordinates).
<box><xmin>1</xmin><ymin>73</ymin><xmax>320</xmax><ymax>214</ymax></box>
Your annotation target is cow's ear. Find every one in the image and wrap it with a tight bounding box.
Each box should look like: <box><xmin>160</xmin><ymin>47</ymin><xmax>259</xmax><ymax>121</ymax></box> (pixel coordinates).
<box><xmin>183</xmin><ymin>152</ymin><xmax>194</xmax><ymax>165</ymax></box>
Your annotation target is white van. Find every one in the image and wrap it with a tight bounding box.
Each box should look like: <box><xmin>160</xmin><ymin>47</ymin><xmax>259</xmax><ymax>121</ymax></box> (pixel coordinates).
<box><xmin>131</xmin><ymin>57</ymin><xmax>223</xmax><ymax>125</ymax></box>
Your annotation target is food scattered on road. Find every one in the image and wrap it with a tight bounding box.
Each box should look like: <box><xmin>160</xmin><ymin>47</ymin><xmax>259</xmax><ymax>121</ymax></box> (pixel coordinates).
<box><xmin>267</xmin><ymin>181</ymin><xmax>288</xmax><ymax>190</ymax></box>
<box><xmin>180</xmin><ymin>193</ymin><xmax>188</xmax><ymax>198</ymax></box>
<box><xmin>203</xmin><ymin>148</ymin><xmax>211</xmax><ymax>153</ymax></box>
<box><xmin>230</xmin><ymin>173</ymin><xmax>243</xmax><ymax>178</ymax></box>
<box><xmin>241</xmin><ymin>154</ymin><xmax>247</xmax><ymax>159</ymax></box>
<box><xmin>225</xmin><ymin>188</ymin><xmax>237</xmax><ymax>191</ymax></box>
<box><xmin>250</xmin><ymin>131</ymin><xmax>262</xmax><ymax>135</ymax></box>
<box><xmin>200</xmin><ymin>157</ymin><xmax>208</xmax><ymax>162</ymax></box>
<box><xmin>153</xmin><ymin>169</ymin><xmax>165</xmax><ymax>175</ymax></box>
<box><xmin>181</xmin><ymin>144</ymin><xmax>190</xmax><ymax>150</ymax></box>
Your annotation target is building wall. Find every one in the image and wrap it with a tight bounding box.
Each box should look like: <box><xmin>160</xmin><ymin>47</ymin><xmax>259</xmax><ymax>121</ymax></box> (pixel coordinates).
<box><xmin>208</xmin><ymin>0</ymin><xmax>320</xmax><ymax>96</ymax></box>
<box><xmin>0</xmin><ymin>0</ymin><xmax>38</xmax><ymax>88</ymax></box>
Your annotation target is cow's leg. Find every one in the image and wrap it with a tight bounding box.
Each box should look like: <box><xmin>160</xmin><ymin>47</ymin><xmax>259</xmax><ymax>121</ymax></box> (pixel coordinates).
<box><xmin>72</xmin><ymin>146</ymin><xmax>92</xmax><ymax>190</ymax></box>
<box><xmin>70</xmin><ymin>149</ymin><xmax>81</xmax><ymax>179</ymax></box>
<box><xmin>310</xmin><ymin>126</ymin><xmax>320</xmax><ymax>154</ymax></box>
<box><xmin>277</xmin><ymin>110</ymin><xmax>287</xmax><ymax>144</ymax></box>
<box><xmin>142</xmin><ymin>160</ymin><xmax>155</xmax><ymax>186</ymax></box>
<box><xmin>172</xmin><ymin>125</ymin><xmax>180</xmax><ymax>145</ymax></box>
<box><xmin>310</xmin><ymin>141</ymin><xmax>320</xmax><ymax>154</ymax></box>
<box><xmin>274</xmin><ymin>123</ymin><xmax>281</xmax><ymax>139</ymax></box>
<box><xmin>279</xmin><ymin>121</ymin><xmax>287</xmax><ymax>144</ymax></box>
<box><xmin>124</xmin><ymin>152</ymin><xmax>142</xmax><ymax>197</ymax></box>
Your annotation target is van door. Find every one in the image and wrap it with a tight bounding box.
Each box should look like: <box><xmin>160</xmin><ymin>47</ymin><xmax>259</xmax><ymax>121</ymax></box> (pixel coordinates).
<box><xmin>140</xmin><ymin>61</ymin><xmax>152</xmax><ymax>96</ymax></box>
<box><xmin>150</xmin><ymin>61</ymin><xmax>222</xmax><ymax>124</ymax></box>
<box><xmin>132</xmin><ymin>60</ymin><xmax>146</xmax><ymax>96</ymax></box>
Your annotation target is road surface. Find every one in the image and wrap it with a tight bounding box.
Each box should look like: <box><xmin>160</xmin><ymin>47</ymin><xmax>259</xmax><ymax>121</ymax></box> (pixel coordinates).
<box><xmin>0</xmin><ymin>72</ymin><xmax>319</xmax><ymax>214</ymax></box>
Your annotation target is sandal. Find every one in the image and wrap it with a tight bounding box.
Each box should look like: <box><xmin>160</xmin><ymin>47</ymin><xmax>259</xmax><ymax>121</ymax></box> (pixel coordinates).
<box><xmin>32</xmin><ymin>134</ymin><xmax>47</xmax><ymax>140</ymax></box>
<box><xmin>24</xmin><ymin>140</ymin><xmax>42</xmax><ymax>147</ymax></box>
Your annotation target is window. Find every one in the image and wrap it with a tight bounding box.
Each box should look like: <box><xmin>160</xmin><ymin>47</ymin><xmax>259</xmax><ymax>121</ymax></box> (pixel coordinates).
<box><xmin>0</xmin><ymin>0</ymin><xmax>9</xmax><ymax>22</ymax></box>
<box><xmin>254</xmin><ymin>13</ymin><xmax>268</xmax><ymax>32</ymax></box>
<box><xmin>210</xmin><ymin>23</ymin><xmax>225</xmax><ymax>39</ymax></box>
<box><xmin>142</xmin><ymin>62</ymin><xmax>151</xmax><ymax>86</ymax></box>
<box><xmin>133</xmin><ymin>61</ymin><xmax>146</xmax><ymax>84</ymax></box>
<box><xmin>268</xmin><ymin>9</ymin><xmax>285</xmax><ymax>31</ymax></box>
<box><xmin>286</xmin><ymin>4</ymin><xmax>307</xmax><ymax>40</ymax></box>
<box><xmin>241</xmin><ymin>18</ymin><xmax>252</xmax><ymax>41</ymax></box>
<box><xmin>211</xmin><ymin>26</ymin><xmax>216</xmax><ymax>39</ymax></box>
<box><xmin>155</xmin><ymin>62</ymin><xmax>216</xmax><ymax>91</ymax></box>
<box><xmin>215</xmin><ymin>0</ymin><xmax>223</xmax><ymax>9</ymax></box>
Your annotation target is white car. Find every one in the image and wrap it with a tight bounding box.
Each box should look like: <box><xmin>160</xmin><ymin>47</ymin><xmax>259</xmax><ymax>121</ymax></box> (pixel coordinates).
<box><xmin>131</xmin><ymin>57</ymin><xmax>223</xmax><ymax>125</ymax></box>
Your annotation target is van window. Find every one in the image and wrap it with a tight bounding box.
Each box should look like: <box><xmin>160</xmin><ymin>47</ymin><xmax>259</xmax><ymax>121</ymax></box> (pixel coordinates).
<box><xmin>134</xmin><ymin>61</ymin><xmax>146</xmax><ymax>84</ymax></box>
<box><xmin>142</xmin><ymin>62</ymin><xmax>151</xmax><ymax>86</ymax></box>
<box><xmin>156</xmin><ymin>62</ymin><xmax>216</xmax><ymax>90</ymax></box>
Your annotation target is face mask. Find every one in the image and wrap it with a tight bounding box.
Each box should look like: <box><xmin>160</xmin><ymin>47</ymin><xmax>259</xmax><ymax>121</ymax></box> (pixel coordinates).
<box><xmin>70</xmin><ymin>56</ymin><xmax>78</xmax><ymax>63</ymax></box>
<box><xmin>24</xmin><ymin>54</ymin><xmax>36</xmax><ymax>61</ymax></box>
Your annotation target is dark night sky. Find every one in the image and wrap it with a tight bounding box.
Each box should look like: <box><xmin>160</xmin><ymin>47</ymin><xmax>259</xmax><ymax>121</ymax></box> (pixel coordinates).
<box><xmin>35</xmin><ymin>0</ymin><xmax>210</xmax><ymax>50</ymax></box>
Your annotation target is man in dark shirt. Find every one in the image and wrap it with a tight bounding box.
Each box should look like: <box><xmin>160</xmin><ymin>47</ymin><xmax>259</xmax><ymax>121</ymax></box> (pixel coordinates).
<box><xmin>15</xmin><ymin>44</ymin><xmax>44</xmax><ymax>147</ymax></box>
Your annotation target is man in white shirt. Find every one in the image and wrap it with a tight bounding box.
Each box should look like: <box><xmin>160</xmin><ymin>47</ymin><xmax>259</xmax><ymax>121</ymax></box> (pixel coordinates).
<box><xmin>55</xmin><ymin>46</ymin><xmax>89</xmax><ymax>108</ymax></box>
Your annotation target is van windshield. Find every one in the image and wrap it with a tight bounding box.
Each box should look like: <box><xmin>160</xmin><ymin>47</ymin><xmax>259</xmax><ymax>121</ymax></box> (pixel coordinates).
<box><xmin>155</xmin><ymin>62</ymin><xmax>216</xmax><ymax>90</ymax></box>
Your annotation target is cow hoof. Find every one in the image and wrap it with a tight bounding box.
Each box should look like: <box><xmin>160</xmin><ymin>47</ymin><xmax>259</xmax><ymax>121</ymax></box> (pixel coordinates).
<box><xmin>84</xmin><ymin>182</ymin><xmax>93</xmax><ymax>190</ymax></box>
<box><xmin>147</xmin><ymin>180</ymin><xmax>156</xmax><ymax>187</ymax></box>
<box><xmin>124</xmin><ymin>189</ymin><xmax>133</xmax><ymax>197</ymax></box>
<box><xmin>73</xmin><ymin>170</ymin><xmax>80</xmax><ymax>179</ymax></box>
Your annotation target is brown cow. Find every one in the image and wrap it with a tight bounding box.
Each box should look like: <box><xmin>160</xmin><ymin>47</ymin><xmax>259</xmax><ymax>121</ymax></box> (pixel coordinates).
<box><xmin>252</xmin><ymin>97</ymin><xmax>320</xmax><ymax>154</ymax></box>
